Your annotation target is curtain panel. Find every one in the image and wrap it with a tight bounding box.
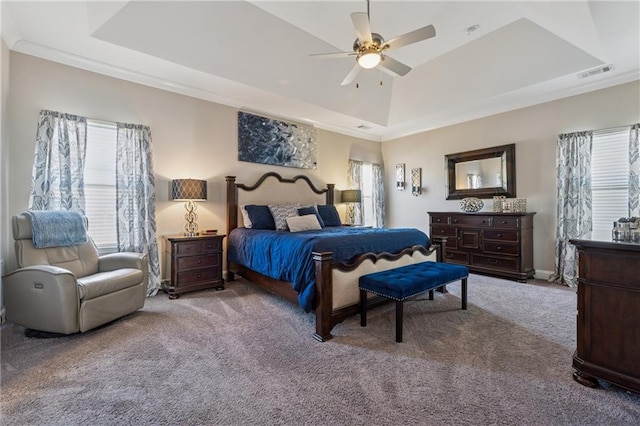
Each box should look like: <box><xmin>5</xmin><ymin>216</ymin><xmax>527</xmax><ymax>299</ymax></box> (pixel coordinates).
<box><xmin>372</xmin><ymin>163</ymin><xmax>385</xmax><ymax>228</ymax></box>
<box><xmin>630</xmin><ymin>124</ymin><xmax>640</xmax><ymax>217</ymax></box>
<box><xmin>29</xmin><ymin>110</ymin><xmax>87</xmax><ymax>213</ymax></box>
<box><xmin>550</xmin><ymin>131</ymin><xmax>593</xmax><ymax>287</ymax></box>
<box><xmin>116</xmin><ymin>123</ymin><xmax>161</xmax><ymax>296</ymax></box>
<box><xmin>347</xmin><ymin>159</ymin><xmax>364</xmax><ymax>225</ymax></box>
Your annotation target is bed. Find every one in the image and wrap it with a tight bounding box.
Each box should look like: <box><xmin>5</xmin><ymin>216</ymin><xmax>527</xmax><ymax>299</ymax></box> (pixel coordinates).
<box><xmin>225</xmin><ymin>172</ymin><xmax>444</xmax><ymax>341</ymax></box>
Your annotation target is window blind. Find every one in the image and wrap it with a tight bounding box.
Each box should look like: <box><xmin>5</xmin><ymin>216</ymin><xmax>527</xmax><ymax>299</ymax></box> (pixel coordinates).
<box><xmin>591</xmin><ymin>128</ymin><xmax>630</xmax><ymax>232</ymax></box>
<box><xmin>84</xmin><ymin>120</ymin><xmax>118</xmax><ymax>253</ymax></box>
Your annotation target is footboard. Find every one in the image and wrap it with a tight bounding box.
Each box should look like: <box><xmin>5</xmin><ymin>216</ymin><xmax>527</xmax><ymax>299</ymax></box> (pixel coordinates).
<box><xmin>312</xmin><ymin>240</ymin><xmax>445</xmax><ymax>342</ymax></box>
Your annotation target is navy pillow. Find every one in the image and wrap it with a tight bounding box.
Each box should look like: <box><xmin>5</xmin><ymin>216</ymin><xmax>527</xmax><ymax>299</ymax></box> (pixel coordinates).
<box><xmin>298</xmin><ymin>207</ymin><xmax>325</xmax><ymax>228</ymax></box>
<box><xmin>317</xmin><ymin>205</ymin><xmax>341</xmax><ymax>227</ymax></box>
<box><xmin>244</xmin><ymin>205</ymin><xmax>275</xmax><ymax>230</ymax></box>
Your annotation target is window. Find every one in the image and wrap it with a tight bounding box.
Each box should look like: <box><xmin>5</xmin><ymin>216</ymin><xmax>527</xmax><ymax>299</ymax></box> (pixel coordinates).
<box><xmin>361</xmin><ymin>163</ymin><xmax>373</xmax><ymax>226</ymax></box>
<box><xmin>84</xmin><ymin>120</ymin><xmax>118</xmax><ymax>253</ymax></box>
<box><xmin>591</xmin><ymin>127</ymin><xmax>630</xmax><ymax>233</ymax></box>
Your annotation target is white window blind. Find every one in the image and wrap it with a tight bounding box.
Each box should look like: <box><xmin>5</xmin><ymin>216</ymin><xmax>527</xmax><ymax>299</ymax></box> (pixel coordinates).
<box><xmin>84</xmin><ymin>120</ymin><xmax>118</xmax><ymax>253</ymax></box>
<box><xmin>591</xmin><ymin>128</ymin><xmax>630</xmax><ymax>232</ymax></box>
<box><xmin>361</xmin><ymin>163</ymin><xmax>373</xmax><ymax>226</ymax></box>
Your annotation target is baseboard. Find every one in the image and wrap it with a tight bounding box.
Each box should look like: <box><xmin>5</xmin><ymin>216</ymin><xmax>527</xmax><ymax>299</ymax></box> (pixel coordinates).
<box><xmin>1</xmin><ymin>259</ymin><xmax>5</xmax><ymax>324</ymax></box>
<box><xmin>534</xmin><ymin>269</ymin><xmax>554</xmax><ymax>281</ymax></box>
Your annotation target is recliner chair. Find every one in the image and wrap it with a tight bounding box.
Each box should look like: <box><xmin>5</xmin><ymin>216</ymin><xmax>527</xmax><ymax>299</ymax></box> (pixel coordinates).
<box><xmin>4</xmin><ymin>214</ymin><xmax>148</xmax><ymax>334</ymax></box>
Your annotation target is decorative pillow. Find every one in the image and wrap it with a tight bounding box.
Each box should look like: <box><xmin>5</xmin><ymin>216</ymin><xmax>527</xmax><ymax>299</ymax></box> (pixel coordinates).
<box><xmin>298</xmin><ymin>206</ymin><xmax>325</xmax><ymax>228</ymax></box>
<box><xmin>317</xmin><ymin>204</ymin><xmax>342</xmax><ymax>227</ymax></box>
<box><xmin>269</xmin><ymin>203</ymin><xmax>302</xmax><ymax>231</ymax></box>
<box><xmin>240</xmin><ymin>205</ymin><xmax>252</xmax><ymax>228</ymax></box>
<box><xmin>244</xmin><ymin>205</ymin><xmax>275</xmax><ymax>230</ymax></box>
<box><xmin>286</xmin><ymin>214</ymin><xmax>322</xmax><ymax>232</ymax></box>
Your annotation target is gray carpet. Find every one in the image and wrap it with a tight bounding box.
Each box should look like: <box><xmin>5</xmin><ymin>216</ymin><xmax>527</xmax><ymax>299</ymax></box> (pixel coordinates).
<box><xmin>1</xmin><ymin>274</ymin><xmax>639</xmax><ymax>425</ymax></box>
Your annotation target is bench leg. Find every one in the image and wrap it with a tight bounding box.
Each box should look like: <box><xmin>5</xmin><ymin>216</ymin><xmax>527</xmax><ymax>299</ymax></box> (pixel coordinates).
<box><xmin>462</xmin><ymin>277</ymin><xmax>468</xmax><ymax>310</ymax></box>
<box><xmin>428</xmin><ymin>289</ymin><xmax>434</xmax><ymax>300</ymax></box>
<box><xmin>360</xmin><ymin>289</ymin><xmax>367</xmax><ymax>327</ymax></box>
<box><xmin>396</xmin><ymin>300</ymin><xmax>403</xmax><ymax>343</ymax></box>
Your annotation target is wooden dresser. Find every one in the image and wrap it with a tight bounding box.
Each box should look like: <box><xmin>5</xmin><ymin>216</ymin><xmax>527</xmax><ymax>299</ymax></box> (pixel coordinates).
<box><xmin>428</xmin><ymin>212</ymin><xmax>535</xmax><ymax>282</ymax></box>
<box><xmin>570</xmin><ymin>235</ymin><xmax>640</xmax><ymax>394</ymax></box>
<box><xmin>163</xmin><ymin>234</ymin><xmax>225</xmax><ymax>299</ymax></box>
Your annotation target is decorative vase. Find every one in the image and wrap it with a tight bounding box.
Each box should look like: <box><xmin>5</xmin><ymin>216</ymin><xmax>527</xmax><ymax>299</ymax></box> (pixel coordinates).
<box><xmin>460</xmin><ymin>197</ymin><xmax>484</xmax><ymax>212</ymax></box>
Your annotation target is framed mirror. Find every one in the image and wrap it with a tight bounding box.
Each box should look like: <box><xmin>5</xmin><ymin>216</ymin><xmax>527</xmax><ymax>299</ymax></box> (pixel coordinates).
<box><xmin>445</xmin><ymin>144</ymin><xmax>516</xmax><ymax>199</ymax></box>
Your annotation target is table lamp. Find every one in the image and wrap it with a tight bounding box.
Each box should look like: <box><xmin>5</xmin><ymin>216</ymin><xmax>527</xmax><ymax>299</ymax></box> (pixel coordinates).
<box><xmin>171</xmin><ymin>178</ymin><xmax>207</xmax><ymax>236</ymax></box>
<box><xmin>341</xmin><ymin>189</ymin><xmax>362</xmax><ymax>225</ymax></box>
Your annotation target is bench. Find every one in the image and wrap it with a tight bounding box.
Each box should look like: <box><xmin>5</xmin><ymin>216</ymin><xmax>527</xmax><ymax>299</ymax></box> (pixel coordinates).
<box><xmin>359</xmin><ymin>261</ymin><xmax>469</xmax><ymax>342</ymax></box>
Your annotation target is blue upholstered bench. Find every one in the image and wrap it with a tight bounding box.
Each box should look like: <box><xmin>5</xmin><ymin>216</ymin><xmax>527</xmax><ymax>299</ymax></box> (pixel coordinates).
<box><xmin>359</xmin><ymin>261</ymin><xmax>469</xmax><ymax>342</ymax></box>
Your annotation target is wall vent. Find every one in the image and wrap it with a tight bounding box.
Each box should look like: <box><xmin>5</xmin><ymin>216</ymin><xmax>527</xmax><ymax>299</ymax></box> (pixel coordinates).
<box><xmin>577</xmin><ymin>64</ymin><xmax>613</xmax><ymax>79</ymax></box>
<box><xmin>357</xmin><ymin>125</ymin><xmax>371</xmax><ymax>130</ymax></box>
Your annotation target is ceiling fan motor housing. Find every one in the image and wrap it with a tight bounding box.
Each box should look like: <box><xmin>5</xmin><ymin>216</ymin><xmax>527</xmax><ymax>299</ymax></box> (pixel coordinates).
<box><xmin>353</xmin><ymin>33</ymin><xmax>385</xmax><ymax>53</ymax></box>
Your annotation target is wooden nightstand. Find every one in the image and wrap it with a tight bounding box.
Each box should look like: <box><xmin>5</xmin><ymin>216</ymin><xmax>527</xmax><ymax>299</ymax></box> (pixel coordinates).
<box><xmin>163</xmin><ymin>234</ymin><xmax>225</xmax><ymax>299</ymax></box>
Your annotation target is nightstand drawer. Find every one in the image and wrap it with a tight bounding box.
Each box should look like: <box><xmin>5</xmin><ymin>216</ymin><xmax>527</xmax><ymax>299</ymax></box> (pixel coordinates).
<box><xmin>177</xmin><ymin>254</ymin><xmax>219</xmax><ymax>271</ymax></box>
<box><xmin>175</xmin><ymin>239</ymin><xmax>222</xmax><ymax>256</ymax></box>
<box><xmin>177</xmin><ymin>268</ymin><xmax>220</xmax><ymax>286</ymax></box>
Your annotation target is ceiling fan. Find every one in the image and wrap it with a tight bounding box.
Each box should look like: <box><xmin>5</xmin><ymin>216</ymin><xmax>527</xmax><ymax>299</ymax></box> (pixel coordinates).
<box><xmin>311</xmin><ymin>0</ymin><xmax>436</xmax><ymax>86</ymax></box>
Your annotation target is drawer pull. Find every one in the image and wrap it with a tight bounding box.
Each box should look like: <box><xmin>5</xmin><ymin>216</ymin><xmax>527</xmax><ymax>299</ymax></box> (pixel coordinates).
<box><xmin>481</xmin><ymin>220</ymin><xmax>486</xmax><ymax>223</ymax></box>
<box><xmin>197</xmin><ymin>274</ymin><xmax>202</xmax><ymax>278</ymax></box>
<box><xmin>488</xmin><ymin>259</ymin><xmax>498</xmax><ymax>264</ymax></box>
<box><xmin>197</xmin><ymin>260</ymin><xmax>201</xmax><ymax>264</ymax></box>
<box><xmin>501</xmin><ymin>220</ymin><xmax>507</xmax><ymax>224</ymax></box>
<box><xmin>446</xmin><ymin>253</ymin><xmax>454</xmax><ymax>258</ymax></box>
<box><xmin>497</xmin><ymin>246</ymin><xmax>502</xmax><ymax>250</ymax></box>
<box><xmin>497</xmin><ymin>233</ymin><xmax>502</xmax><ymax>237</ymax></box>
<box><xmin>207</xmin><ymin>244</ymin><xmax>213</xmax><ymax>249</ymax></box>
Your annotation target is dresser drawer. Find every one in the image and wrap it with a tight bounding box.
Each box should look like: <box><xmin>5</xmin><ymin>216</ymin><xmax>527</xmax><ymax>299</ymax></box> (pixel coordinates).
<box><xmin>443</xmin><ymin>251</ymin><xmax>469</xmax><ymax>264</ymax></box>
<box><xmin>177</xmin><ymin>254</ymin><xmax>219</xmax><ymax>271</ymax></box>
<box><xmin>176</xmin><ymin>268</ymin><xmax>220</xmax><ymax>286</ymax></box>
<box><xmin>430</xmin><ymin>214</ymin><xmax>449</xmax><ymax>225</ymax></box>
<box><xmin>492</xmin><ymin>216</ymin><xmax>520</xmax><ymax>228</ymax></box>
<box><xmin>483</xmin><ymin>230</ymin><xmax>519</xmax><ymax>242</ymax></box>
<box><xmin>471</xmin><ymin>254</ymin><xmax>519</xmax><ymax>271</ymax></box>
<box><xmin>483</xmin><ymin>242</ymin><xmax>519</xmax><ymax>256</ymax></box>
<box><xmin>450</xmin><ymin>215</ymin><xmax>492</xmax><ymax>227</ymax></box>
<box><xmin>431</xmin><ymin>226</ymin><xmax>456</xmax><ymax>238</ymax></box>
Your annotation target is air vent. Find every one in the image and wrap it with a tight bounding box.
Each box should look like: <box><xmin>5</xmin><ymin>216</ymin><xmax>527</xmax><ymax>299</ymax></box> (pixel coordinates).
<box><xmin>577</xmin><ymin>64</ymin><xmax>613</xmax><ymax>79</ymax></box>
<box><xmin>357</xmin><ymin>125</ymin><xmax>371</xmax><ymax>130</ymax></box>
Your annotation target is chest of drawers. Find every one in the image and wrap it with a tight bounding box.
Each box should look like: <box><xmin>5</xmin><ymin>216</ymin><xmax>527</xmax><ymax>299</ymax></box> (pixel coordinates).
<box><xmin>428</xmin><ymin>212</ymin><xmax>535</xmax><ymax>282</ymax></box>
<box><xmin>163</xmin><ymin>234</ymin><xmax>225</xmax><ymax>299</ymax></box>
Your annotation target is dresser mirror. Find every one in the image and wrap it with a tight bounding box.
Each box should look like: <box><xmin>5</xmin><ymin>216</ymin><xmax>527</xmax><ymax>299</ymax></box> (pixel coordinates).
<box><xmin>445</xmin><ymin>144</ymin><xmax>516</xmax><ymax>199</ymax></box>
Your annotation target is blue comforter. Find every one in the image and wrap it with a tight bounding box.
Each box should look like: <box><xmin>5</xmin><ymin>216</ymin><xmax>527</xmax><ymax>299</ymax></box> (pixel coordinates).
<box><xmin>228</xmin><ymin>227</ymin><xmax>430</xmax><ymax>312</ymax></box>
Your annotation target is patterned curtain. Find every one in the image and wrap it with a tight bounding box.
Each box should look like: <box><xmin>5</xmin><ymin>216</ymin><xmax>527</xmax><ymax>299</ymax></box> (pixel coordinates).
<box><xmin>372</xmin><ymin>163</ymin><xmax>385</xmax><ymax>228</ymax></box>
<box><xmin>29</xmin><ymin>110</ymin><xmax>87</xmax><ymax>213</ymax></box>
<box><xmin>116</xmin><ymin>123</ymin><xmax>161</xmax><ymax>296</ymax></box>
<box><xmin>549</xmin><ymin>131</ymin><xmax>593</xmax><ymax>287</ymax></box>
<box><xmin>347</xmin><ymin>159</ymin><xmax>364</xmax><ymax>225</ymax></box>
<box><xmin>630</xmin><ymin>124</ymin><xmax>640</xmax><ymax>217</ymax></box>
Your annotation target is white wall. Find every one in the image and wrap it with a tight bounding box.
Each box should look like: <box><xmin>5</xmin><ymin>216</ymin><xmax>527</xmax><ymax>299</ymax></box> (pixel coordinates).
<box><xmin>382</xmin><ymin>80</ymin><xmax>640</xmax><ymax>277</ymax></box>
<box><xmin>4</xmin><ymin>52</ymin><xmax>382</xmax><ymax>272</ymax></box>
<box><xmin>1</xmin><ymin>38</ymin><xmax>10</xmax><ymax>321</ymax></box>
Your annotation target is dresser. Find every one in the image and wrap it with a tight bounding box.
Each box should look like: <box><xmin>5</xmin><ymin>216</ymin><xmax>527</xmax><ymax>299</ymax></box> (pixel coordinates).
<box><xmin>428</xmin><ymin>212</ymin><xmax>535</xmax><ymax>282</ymax></box>
<box><xmin>163</xmin><ymin>234</ymin><xmax>225</xmax><ymax>299</ymax></box>
<box><xmin>569</xmin><ymin>235</ymin><xmax>640</xmax><ymax>394</ymax></box>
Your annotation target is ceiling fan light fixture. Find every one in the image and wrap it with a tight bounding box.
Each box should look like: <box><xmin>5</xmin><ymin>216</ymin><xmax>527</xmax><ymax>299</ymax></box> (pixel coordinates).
<box><xmin>357</xmin><ymin>49</ymin><xmax>381</xmax><ymax>69</ymax></box>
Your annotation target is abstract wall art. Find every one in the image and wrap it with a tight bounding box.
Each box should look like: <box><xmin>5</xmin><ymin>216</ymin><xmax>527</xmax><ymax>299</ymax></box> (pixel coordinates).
<box><xmin>238</xmin><ymin>111</ymin><xmax>317</xmax><ymax>169</ymax></box>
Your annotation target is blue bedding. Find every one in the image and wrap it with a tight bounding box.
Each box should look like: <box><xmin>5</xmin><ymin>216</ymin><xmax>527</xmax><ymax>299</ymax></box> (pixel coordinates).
<box><xmin>228</xmin><ymin>227</ymin><xmax>430</xmax><ymax>312</ymax></box>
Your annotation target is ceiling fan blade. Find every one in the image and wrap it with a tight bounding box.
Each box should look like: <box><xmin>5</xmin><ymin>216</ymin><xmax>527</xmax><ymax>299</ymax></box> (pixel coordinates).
<box><xmin>380</xmin><ymin>56</ymin><xmax>412</xmax><ymax>76</ymax></box>
<box><xmin>341</xmin><ymin>64</ymin><xmax>361</xmax><ymax>86</ymax></box>
<box><xmin>351</xmin><ymin>12</ymin><xmax>373</xmax><ymax>44</ymax></box>
<box><xmin>310</xmin><ymin>51</ymin><xmax>355</xmax><ymax>59</ymax></box>
<box><xmin>384</xmin><ymin>25</ymin><xmax>436</xmax><ymax>51</ymax></box>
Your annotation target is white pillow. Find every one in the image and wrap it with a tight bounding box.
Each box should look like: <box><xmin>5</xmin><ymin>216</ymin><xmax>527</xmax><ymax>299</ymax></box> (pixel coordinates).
<box><xmin>240</xmin><ymin>205</ymin><xmax>252</xmax><ymax>228</ymax></box>
<box><xmin>269</xmin><ymin>203</ymin><xmax>301</xmax><ymax>231</ymax></box>
<box><xmin>286</xmin><ymin>214</ymin><xmax>322</xmax><ymax>232</ymax></box>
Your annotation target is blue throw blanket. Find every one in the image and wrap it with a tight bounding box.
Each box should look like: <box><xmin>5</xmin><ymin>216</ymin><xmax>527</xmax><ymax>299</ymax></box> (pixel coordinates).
<box><xmin>228</xmin><ymin>227</ymin><xmax>430</xmax><ymax>312</ymax></box>
<box><xmin>23</xmin><ymin>210</ymin><xmax>88</xmax><ymax>248</ymax></box>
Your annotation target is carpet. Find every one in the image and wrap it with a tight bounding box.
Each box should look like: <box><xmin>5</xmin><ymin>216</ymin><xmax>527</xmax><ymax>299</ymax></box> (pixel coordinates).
<box><xmin>1</xmin><ymin>274</ymin><xmax>638</xmax><ymax>425</ymax></box>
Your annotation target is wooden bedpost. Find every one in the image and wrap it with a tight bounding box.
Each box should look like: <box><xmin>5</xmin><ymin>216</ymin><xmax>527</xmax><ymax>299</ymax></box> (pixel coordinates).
<box><xmin>326</xmin><ymin>183</ymin><xmax>335</xmax><ymax>205</ymax></box>
<box><xmin>312</xmin><ymin>251</ymin><xmax>334</xmax><ymax>342</ymax></box>
<box><xmin>225</xmin><ymin>176</ymin><xmax>237</xmax><ymax>281</ymax></box>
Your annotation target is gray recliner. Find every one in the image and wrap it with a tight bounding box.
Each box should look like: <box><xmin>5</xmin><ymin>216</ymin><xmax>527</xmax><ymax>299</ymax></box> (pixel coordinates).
<box><xmin>4</xmin><ymin>214</ymin><xmax>148</xmax><ymax>335</ymax></box>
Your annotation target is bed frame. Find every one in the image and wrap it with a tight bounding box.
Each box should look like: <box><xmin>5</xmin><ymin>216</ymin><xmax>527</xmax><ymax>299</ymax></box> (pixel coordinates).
<box><xmin>226</xmin><ymin>172</ymin><xmax>444</xmax><ymax>341</ymax></box>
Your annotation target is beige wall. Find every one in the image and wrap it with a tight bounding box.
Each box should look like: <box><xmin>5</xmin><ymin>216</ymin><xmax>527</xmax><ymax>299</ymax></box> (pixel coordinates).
<box><xmin>3</xmin><ymin>52</ymin><xmax>381</xmax><ymax>272</ymax></box>
<box><xmin>382</xmin><ymin>80</ymin><xmax>640</xmax><ymax>277</ymax></box>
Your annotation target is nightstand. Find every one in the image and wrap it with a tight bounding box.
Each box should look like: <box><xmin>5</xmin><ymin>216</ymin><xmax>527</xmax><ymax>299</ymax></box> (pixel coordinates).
<box><xmin>163</xmin><ymin>234</ymin><xmax>225</xmax><ymax>299</ymax></box>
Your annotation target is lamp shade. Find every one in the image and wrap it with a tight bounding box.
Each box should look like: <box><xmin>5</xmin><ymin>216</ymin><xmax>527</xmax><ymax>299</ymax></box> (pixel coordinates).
<box><xmin>171</xmin><ymin>179</ymin><xmax>207</xmax><ymax>201</ymax></box>
<box><xmin>341</xmin><ymin>189</ymin><xmax>362</xmax><ymax>203</ymax></box>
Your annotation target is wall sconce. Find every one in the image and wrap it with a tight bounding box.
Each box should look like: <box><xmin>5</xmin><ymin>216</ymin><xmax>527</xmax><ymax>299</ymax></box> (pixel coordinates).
<box><xmin>411</xmin><ymin>168</ymin><xmax>422</xmax><ymax>196</ymax></box>
<box><xmin>396</xmin><ymin>163</ymin><xmax>405</xmax><ymax>191</ymax></box>
<box><xmin>341</xmin><ymin>189</ymin><xmax>362</xmax><ymax>225</ymax></box>
<box><xmin>171</xmin><ymin>179</ymin><xmax>207</xmax><ymax>236</ymax></box>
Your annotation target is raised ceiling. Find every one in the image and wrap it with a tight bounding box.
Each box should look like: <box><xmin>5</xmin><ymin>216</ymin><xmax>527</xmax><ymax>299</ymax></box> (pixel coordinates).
<box><xmin>2</xmin><ymin>1</ymin><xmax>639</xmax><ymax>141</ymax></box>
